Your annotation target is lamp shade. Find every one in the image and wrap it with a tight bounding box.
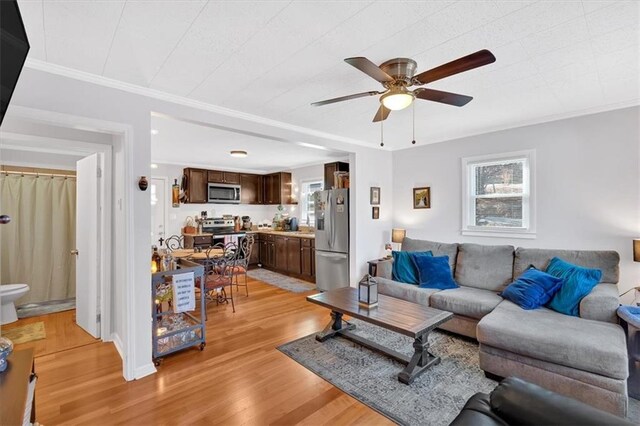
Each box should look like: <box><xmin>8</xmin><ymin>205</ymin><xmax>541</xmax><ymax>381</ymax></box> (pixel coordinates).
<box><xmin>392</xmin><ymin>228</ymin><xmax>406</xmax><ymax>244</ymax></box>
<box><xmin>634</xmin><ymin>239</ymin><xmax>640</xmax><ymax>262</ymax></box>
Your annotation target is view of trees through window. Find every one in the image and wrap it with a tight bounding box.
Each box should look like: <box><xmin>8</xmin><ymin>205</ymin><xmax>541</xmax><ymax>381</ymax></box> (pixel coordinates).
<box><xmin>302</xmin><ymin>181</ymin><xmax>323</xmax><ymax>226</ymax></box>
<box><xmin>473</xmin><ymin>160</ymin><xmax>524</xmax><ymax>228</ymax></box>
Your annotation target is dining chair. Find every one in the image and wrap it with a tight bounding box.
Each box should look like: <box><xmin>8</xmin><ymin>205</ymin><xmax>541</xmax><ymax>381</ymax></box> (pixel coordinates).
<box><xmin>197</xmin><ymin>242</ymin><xmax>238</xmax><ymax>318</ymax></box>
<box><xmin>163</xmin><ymin>235</ymin><xmax>184</xmax><ymax>252</ymax></box>
<box><xmin>231</xmin><ymin>234</ymin><xmax>254</xmax><ymax>297</ymax></box>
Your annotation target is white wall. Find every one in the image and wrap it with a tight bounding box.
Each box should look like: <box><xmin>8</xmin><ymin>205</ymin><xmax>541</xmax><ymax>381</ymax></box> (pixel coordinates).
<box><xmin>392</xmin><ymin>106</ymin><xmax>640</xmax><ymax>301</ymax></box>
<box><xmin>0</xmin><ymin>148</ymin><xmax>81</xmax><ymax>170</ymax></box>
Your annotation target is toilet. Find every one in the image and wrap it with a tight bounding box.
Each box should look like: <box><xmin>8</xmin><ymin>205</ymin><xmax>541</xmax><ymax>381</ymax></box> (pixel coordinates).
<box><xmin>1</xmin><ymin>284</ymin><xmax>30</xmax><ymax>325</ymax></box>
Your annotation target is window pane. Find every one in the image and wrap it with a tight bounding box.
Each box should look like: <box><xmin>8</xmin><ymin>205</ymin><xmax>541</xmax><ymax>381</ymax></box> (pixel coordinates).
<box><xmin>475</xmin><ymin>161</ymin><xmax>523</xmax><ymax>195</ymax></box>
<box><xmin>301</xmin><ymin>180</ymin><xmax>323</xmax><ymax>226</ymax></box>
<box><xmin>475</xmin><ymin>196</ymin><xmax>523</xmax><ymax>227</ymax></box>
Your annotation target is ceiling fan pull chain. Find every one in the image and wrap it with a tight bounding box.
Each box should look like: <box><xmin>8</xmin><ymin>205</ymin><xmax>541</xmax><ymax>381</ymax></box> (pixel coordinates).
<box><xmin>380</xmin><ymin>112</ymin><xmax>384</xmax><ymax>147</ymax></box>
<box><xmin>412</xmin><ymin>101</ymin><xmax>416</xmax><ymax>145</ymax></box>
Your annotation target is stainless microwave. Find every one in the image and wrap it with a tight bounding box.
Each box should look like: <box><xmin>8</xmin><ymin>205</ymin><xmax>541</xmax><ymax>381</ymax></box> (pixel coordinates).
<box><xmin>208</xmin><ymin>183</ymin><xmax>241</xmax><ymax>204</ymax></box>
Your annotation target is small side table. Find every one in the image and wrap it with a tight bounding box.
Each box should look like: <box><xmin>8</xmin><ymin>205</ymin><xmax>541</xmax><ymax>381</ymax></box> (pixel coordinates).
<box><xmin>617</xmin><ymin>305</ymin><xmax>640</xmax><ymax>399</ymax></box>
<box><xmin>367</xmin><ymin>258</ymin><xmax>391</xmax><ymax>277</ymax></box>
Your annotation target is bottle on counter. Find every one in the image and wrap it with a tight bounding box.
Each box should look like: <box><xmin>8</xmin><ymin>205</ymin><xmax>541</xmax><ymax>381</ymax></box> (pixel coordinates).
<box><xmin>151</xmin><ymin>246</ymin><xmax>162</xmax><ymax>273</ymax></box>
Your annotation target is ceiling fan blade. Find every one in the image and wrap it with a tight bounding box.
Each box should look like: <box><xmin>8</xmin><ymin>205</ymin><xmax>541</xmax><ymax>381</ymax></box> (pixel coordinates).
<box><xmin>311</xmin><ymin>91</ymin><xmax>381</xmax><ymax>106</ymax></box>
<box><xmin>345</xmin><ymin>57</ymin><xmax>394</xmax><ymax>83</ymax></box>
<box><xmin>413</xmin><ymin>49</ymin><xmax>496</xmax><ymax>85</ymax></box>
<box><xmin>372</xmin><ymin>105</ymin><xmax>391</xmax><ymax>122</ymax></box>
<box><xmin>415</xmin><ymin>88</ymin><xmax>473</xmax><ymax>107</ymax></box>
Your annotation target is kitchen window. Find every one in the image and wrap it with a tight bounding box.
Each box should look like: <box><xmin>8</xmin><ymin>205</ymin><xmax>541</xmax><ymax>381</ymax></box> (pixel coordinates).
<box><xmin>461</xmin><ymin>150</ymin><xmax>536</xmax><ymax>238</ymax></box>
<box><xmin>301</xmin><ymin>180</ymin><xmax>323</xmax><ymax>226</ymax></box>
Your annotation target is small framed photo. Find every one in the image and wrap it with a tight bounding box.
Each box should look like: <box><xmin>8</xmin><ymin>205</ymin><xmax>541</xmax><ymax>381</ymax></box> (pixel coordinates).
<box><xmin>372</xmin><ymin>206</ymin><xmax>380</xmax><ymax>219</ymax></box>
<box><xmin>370</xmin><ymin>187</ymin><xmax>380</xmax><ymax>205</ymax></box>
<box><xmin>413</xmin><ymin>187</ymin><xmax>431</xmax><ymax>209</ymax></box>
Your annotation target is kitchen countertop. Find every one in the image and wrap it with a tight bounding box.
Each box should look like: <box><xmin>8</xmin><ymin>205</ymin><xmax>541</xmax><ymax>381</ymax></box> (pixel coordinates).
<box><xmin>182</xmin><ymin>232</ymin><xmax>213</xmax><ymax>237</ymax></box>
<box><xmin>182</xmin><ymin>230</ymin><xmax>315</xmax><ymax>238</ymax></box>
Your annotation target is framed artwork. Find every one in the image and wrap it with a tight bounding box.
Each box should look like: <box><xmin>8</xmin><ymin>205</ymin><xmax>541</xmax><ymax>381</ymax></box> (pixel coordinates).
<box><xmin>372</xmin><ymin>206</ymin><xmax>380</xmax><ymax>219</ymax></box>
<box><xmin>413</xmin><ymin>187</ymin><xmax>431</xmax><ymax>209</ymax></box>
<box><xmin>370</xmin><ymin>187</ymin><xmax>380</xmax><ymax>205</ymax></box>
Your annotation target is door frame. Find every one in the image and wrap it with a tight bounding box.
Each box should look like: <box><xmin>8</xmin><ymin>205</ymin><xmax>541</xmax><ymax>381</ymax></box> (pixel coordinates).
<box><xmin>2</xmin><ymin>105</ymin><xmax>136</xmax><ymax>379</ymax></box>
<box><xmin>151</xmin><ymin>176</ymin><xmax>169</xmax><ymax>246</ymax></box>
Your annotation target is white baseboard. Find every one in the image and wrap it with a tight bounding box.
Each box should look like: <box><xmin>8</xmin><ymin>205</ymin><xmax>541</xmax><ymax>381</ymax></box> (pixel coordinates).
<box><xmin>134</xmin><ymin>363</ymin><xmax>157</xmax><ymax>380</ymax></box>
<box><xmin>111</xmin><ymin>332</ymin><xmax>125</xmax><ymax>360</ymax></box>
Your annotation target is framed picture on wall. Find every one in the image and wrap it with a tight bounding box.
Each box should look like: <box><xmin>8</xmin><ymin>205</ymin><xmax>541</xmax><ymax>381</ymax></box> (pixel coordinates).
<box><xmin>370</xmin><ymin>187</ymin><xmax>380</xmax><ymax>205</ymax></box>
<box><xmin>372</xmin><ymin>206</ymin><xmax>380</xmax><ymax>219</ymax></box>
<box><xmin>413</xmin><ymin>187</ymin><xmax>431</xmax><ymax>209</ymax></box>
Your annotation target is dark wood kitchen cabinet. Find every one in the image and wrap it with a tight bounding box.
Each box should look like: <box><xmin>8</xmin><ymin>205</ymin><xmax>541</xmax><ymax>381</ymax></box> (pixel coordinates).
<box><xmin>301</xmin><ymin>238</ymin><xmax>314</xmax><ymax>278</ymax></box>
<box><xmin>260</xmin><ymin>234</ymin><xmax>276</xmax><ymax>268</ymax></box>
<box><xmin>208</xmin><ymin>170</ymin><xmax>240</xmax><ymax>184</ymax></box>
<box><xmin>263</xmin><ymin>172</ymin><xmax>294</xmax><ymax>205</ymax></box>
<box><xmin>275</xmin><ymin>236</ymin><xmax>288</xmax><ymax>271</ymax></box>
<box><xmin>249</xmin><ymin>234</ymin><xmax>260</xmax><ymax>266</ymax></box>
<box><xmin>183</xmin><ymin>168</ymin><xmax>208</xmax><ymax>204</ymax></box>
<box><xmin>240</xmin><ymin>173</ymin><xmax>262</xmax><ymax>204</ymax></box>
<box><xmin>286</xmin><ymin>237</ymin><xmax>301</xmax><ymax>274</ymax></box>
<box><xmin>324</xmin><ymin>161</ymin><xmax>349</xmax><ymax>189</ymax></box>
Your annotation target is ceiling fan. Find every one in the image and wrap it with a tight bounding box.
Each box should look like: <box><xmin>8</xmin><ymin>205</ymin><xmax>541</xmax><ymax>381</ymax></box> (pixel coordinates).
<box><xmin>311</xmin><ymin>50</ymin><xmax>496</xmax><ymax>122</ymax></box>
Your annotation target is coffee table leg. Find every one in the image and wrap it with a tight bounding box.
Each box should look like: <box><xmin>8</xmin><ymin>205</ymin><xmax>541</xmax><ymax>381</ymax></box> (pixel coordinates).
<box><xmin>316</xmin><ymin>311</ymin><xmax>355</xmax><ymax>342</ymax></box>
<box><xmin>398</xmin><ymin>331</ymin><xmax>440</xmax><ymax>384</ymax></box>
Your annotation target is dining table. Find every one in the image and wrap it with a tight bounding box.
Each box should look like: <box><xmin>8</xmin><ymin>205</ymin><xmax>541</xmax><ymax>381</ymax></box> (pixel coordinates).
<box><xmin>171</xmin><ymin>248</ymin><xmax>224</xmax><ymax>260</ymax></box>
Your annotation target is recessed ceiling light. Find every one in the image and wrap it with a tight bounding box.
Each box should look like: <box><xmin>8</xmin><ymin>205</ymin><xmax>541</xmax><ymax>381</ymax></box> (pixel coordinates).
<box><xmin>150</xmin><ymin>163</ymin><xmax>158</xmax><ymax>169</ymax></box>
<box><xmin>150</xmin><ymin>129</ymin><xmax>159</xmax><ymax>135</ymax></box>
<box><xmin>230</xmin><ymin>150</ymin><xmax>248</xmax><ymax>158</ymax></box>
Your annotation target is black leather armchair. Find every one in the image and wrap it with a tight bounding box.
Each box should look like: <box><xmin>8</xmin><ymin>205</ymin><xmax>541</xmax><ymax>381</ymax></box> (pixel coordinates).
<box><xmin>450</xmin><ymin>377</ymin><xmax>634</xmax><ymax>426</ymax></box>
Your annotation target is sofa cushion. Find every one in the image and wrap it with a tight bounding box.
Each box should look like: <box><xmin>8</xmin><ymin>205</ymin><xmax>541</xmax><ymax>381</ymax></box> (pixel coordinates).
<box><xmin>430</xmin><ymin>286</ymin><xmax>503</xmax><ymax>319</ymax></box>
<box><xmin>455</xmin><ymin>243</ymin><xmax>515</xmax><ymax>292</ymax></box>
<box><xmin>375</xmin><ymin>276</ymin><xmax>440</xmax><ymax>307</ymax></box>
<box><xmin>546</xmin><ymin>257</ymin><xmax>602</xmax><ymax>317</ymax></box>
<box><xmin>402</xmin><ymin>237</ymin><xmax>458</xmax><ymax>274</ymax></box>
<box><xmin>477</xmin><ymin>300</ymin><xmax>628</xmax><ymax>380</ymax></box>
<box><xmin>514</xmin><ymin>248</ymin><xmax>619</xmax><ymax>284</ymax></box>
<box><xmin>392</xmin><ymin>251</ymin><xmax>422</xmax><ymax>284</ymax></box>
<box><xmin>413</xmin><ymin>255</ymin><xmax>459</xmax><ymax>290</ymax></box>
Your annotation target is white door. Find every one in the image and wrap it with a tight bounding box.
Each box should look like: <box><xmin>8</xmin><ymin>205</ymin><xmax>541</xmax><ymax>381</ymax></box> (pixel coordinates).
<box><xmin>150</xmin><ymin>178</ymin><xmax>167</xmax><ymax>246</ymax></box>
<box><xmin>75</xmin><ymin>153</ymin><xmax>101</xmax><ymax>338</ymax></box>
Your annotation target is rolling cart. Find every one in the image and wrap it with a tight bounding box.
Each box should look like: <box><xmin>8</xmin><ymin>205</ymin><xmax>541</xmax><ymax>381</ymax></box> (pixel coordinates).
<box><xmin>152</xmin><ymin>259</ymin><xmax>206</xmax><ymax>366</ymax></box>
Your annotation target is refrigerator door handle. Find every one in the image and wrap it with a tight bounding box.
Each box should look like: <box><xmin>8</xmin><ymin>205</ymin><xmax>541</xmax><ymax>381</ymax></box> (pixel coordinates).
<box><xmin>316</xmin><ymin>251</ymin><xmax>347</xmax><ymax>259</ymax></box>
<box><xmin>327</xmin><ymin>192</ymin><xmax>333</xmax><ymax>249</ymax></box>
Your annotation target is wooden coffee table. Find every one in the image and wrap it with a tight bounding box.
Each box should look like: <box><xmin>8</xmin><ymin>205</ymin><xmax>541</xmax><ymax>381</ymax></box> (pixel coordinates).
<box><xmin>307</xmin><ymin>287</ymin><xmax>453</xmax><ymax>384</ymax></box>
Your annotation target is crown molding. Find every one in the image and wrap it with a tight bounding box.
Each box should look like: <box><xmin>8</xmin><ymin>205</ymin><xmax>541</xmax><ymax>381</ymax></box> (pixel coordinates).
<box><xmin>24</xmin><ymin>58</ymin><xmax>385</xmax><ymax>151</ymax></box>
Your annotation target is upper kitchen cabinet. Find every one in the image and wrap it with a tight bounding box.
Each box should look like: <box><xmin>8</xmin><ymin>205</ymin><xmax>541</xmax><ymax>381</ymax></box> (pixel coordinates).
<box><xmin>240</xmin><ymin>173</ymin><xmax>262</xmax><ymax>204</ymax></box>
<box><xmin>184</xmin><ymin>168</ymin><xmax>208</xmax><ymax>204</ymax></box>
<box><xmin>263</xmin><ymin>172</ymin><xmax>295</xmax><ymax>205</ymax></box>
<box><xmin>208</xmin><ymin>170</ymin><xmax>240</xmax><ymax>184</ymax></box>
<box><xmin>324</xmin><ymin>161</ymin><xmax>349</xmax><ymax>189</ymax></box>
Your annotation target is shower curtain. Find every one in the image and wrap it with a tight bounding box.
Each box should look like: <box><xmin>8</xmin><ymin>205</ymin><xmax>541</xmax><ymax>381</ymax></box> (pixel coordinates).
<box><xmin>0</xmin><ymin>174</ymin><xmax>76</xmax><ymax>304</ymax></box>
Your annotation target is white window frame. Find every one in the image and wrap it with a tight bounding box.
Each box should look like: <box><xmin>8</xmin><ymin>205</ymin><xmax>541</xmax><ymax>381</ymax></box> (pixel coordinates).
<box><xmin>300</xmin><ymin>179</ymin><xmax>323</xmax><ymax>226</ymax></box>
<box><xmin>461</xmin><ymin>150</ymin><xmax>536</xmax><ymax>239</ymax></box>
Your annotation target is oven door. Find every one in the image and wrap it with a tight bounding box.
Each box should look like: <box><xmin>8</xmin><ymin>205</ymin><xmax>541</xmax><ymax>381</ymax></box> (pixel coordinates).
<box><xmin>208</xmin><ymin>183</ymin><xmax>241</xmax><ymax>204</ymax></box>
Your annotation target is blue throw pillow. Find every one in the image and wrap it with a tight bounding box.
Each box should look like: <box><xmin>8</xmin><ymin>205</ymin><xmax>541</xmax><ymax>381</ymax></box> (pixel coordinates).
<box><xmin>546</xmin><ymin>257</ymin><xmax>602</xmax><ymax>316</ymax></box>
<box><xmin>500</xmin><ymin>268</ymin><xmax>564</xmax><ymax>310</ymax></box>
<box><xmin>392</xmin><ymin>251</ymin><xmax>432</xmax><ymax>284</ymax></box>
<box><xmin>411</xmin><ymin>255</ymin><xmax>458</xmax><ymax>290</ymax></box>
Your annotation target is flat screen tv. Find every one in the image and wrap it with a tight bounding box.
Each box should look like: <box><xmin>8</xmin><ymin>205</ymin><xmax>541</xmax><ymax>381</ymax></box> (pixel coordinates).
<box><xmin>0</xmin><ymin>0</ymin><xmax>30</xmax><ymax>126</ymax></box>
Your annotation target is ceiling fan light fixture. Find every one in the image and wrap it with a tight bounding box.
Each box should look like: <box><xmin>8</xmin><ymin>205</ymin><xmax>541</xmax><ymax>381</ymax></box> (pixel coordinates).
<box><xmin>380</xmin><ymin>89</ymin><xmax>414</xmax><ymax>111</ymax></box>
<box><xmin>230</xmin><ymin>150</ymin><xmax>248</xmax><ymax>158</ymax></box>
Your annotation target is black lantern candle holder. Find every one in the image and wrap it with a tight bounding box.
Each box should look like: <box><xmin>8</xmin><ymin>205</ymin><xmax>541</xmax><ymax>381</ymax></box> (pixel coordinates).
<box><xmin>358</xmin><ymin>274</ymin><xmax>378</xmax><ymax>308</ymax></box>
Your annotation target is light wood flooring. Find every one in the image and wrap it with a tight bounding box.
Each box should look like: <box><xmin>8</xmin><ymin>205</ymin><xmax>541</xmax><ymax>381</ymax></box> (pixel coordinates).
<box><xmin>14</xmin><ymin>278</ymin><xmax>392</xmax><ymax>425</ymax></box>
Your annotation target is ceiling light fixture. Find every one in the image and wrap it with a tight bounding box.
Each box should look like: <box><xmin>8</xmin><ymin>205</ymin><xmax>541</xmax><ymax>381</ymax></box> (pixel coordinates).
<box><xmin>230</xmin><ymin>150</ymin><xmax>248</xmax><ymax>158</ymax></box>
<box><xmin>380</xmin><ymin>87</ymin><xmax>414</xmax><ymax>111</ymax></box>
<box><xmin>150</xmin><ymin>129</ymin><xmax>159</xmax><ymax>135</ymax></box>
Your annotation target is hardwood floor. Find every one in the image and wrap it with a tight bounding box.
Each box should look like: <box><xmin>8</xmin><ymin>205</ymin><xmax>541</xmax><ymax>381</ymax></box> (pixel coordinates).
<box><xmin>29</xmin><ymin>279</ymin><xmax>392</xmax><ymax>425</ymax></box>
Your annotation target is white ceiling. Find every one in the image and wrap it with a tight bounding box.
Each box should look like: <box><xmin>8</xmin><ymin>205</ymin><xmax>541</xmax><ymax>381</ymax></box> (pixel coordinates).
<box><xmin>18</xmin><ymin>0</ymin><xmax>640</xmax><ymax>150</ymax></box>
<box><xmin>150</xmin><ymin>115</ymin><xmax>345</xmax><ymax>173</ymax></box>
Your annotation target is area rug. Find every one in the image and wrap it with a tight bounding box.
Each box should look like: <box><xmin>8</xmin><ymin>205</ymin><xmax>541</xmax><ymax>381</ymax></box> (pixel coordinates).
<box><xmin>1</xmin><ymin>321</ymin><xmax>46</xmax><ymax>344</ymax></box>
<box><xmin>278</xmin><ymin>319</ymin><xmax>640</xmax><ymax>425</ymax></box>
<box><xmin>17</xmin><ymin>298</ymin><xmax>75</xmax><ymax>319</ymax></box>
<box><xmin>247</xmin><ymin>269</ymin><xmax>316</xmax><ymax>293</ymax></box>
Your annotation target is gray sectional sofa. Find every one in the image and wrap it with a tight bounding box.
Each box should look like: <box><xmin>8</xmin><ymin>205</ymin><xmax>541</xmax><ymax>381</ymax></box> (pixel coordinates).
<box><xmin>375</xmin><ymin>237</ymin><xmax>629</xmax><ymax>416</ymax></box>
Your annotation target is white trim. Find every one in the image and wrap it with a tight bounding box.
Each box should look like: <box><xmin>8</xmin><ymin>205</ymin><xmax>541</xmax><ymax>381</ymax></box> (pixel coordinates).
<box><xmin>150</xmin><ymin>176</ymin><xmax>169</xmax><ymax>244</ymax></box>
<box><xmin>134</xmin><ymin>363</ymin><xmax>157</xmax><ymax>380</ymax></box>
<box><xmin>24</xmin><ymin>59</ymin><xmax>377</xmax><ymax>150</ymax></box>
<box><xmin>111</xmin><ymin>332</ymin><xmax>125</xmax><ymax>359</ymax></box>
<box><xmin>461</xmin><ymin>149</ymin><xmax>536</xmax><ymax>239</ymax></box>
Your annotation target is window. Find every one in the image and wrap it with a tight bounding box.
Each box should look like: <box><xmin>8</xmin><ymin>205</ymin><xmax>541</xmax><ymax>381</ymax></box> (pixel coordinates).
<box><xmin>461</xmin><ymin>150</ymin><xmax>535</xmax><ymax>238</ymax></box>
<box><xmin>301</xmin><ymin>180</ymin><xmax>323</xmax><ymax>226</ymax></box>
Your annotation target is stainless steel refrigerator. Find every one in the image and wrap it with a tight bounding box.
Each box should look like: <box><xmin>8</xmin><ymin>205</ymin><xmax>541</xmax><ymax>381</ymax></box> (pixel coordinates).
<box><xmin>314</xmin><ymin>189</ymin><xmax>349</xmax><ymax>291</ymax></box>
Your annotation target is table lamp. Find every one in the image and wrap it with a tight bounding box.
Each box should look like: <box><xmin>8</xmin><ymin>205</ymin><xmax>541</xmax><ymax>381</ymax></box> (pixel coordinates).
<box><xmin>392</xmin><ymin>228</ymin><xmax>406</xmax><ymax>251</ymax></box>
<box><xmin>634</xmin><ymin>239</ymin><xmax>640</xmax><ymax>262</ymax></box>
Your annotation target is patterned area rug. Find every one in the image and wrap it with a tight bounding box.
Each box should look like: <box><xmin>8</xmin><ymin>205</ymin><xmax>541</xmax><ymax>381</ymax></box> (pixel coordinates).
<box><xmin>247</xmin><ymin>269</ymin><xmax>316</xmax><ymax>293</ymax></box>
<box><xmin>279</xmin><ymin>319</ymin><xmax>640</xmax><ymax>425</ymax></box>
<box><xmin>17</xmin><ymin>298</ymin><xmax>75</xmax><ymax>319</ymax></box>
<box><xmin>1</xmin><ymin>321</ymin><xmax>46</xmax><ymax>344</ymax></box>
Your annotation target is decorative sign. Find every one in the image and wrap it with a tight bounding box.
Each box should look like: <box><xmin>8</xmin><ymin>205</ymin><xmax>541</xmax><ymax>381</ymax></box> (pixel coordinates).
<box><xmin>171</xmin><ymin>272</ymin><xmax>195</xmax><ymax>313</ymax></box>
